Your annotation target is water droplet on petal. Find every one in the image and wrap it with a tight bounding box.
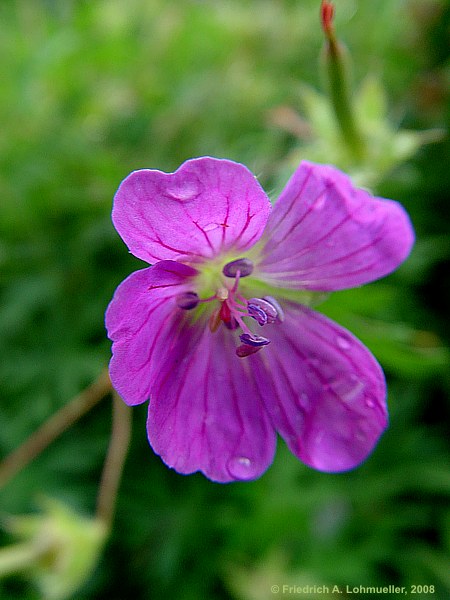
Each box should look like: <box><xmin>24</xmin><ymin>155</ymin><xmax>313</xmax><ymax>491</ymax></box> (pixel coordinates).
<box><xmin>330</xmin><ymin>374</ymin><xmax>365</xmax><ymax>404</ymax></box>
<box><xmin>342</xmin><ymin>378</ymin><xmax>365</xmax><ymax>403</ymax></box>
<box><xmin>313</xmin><ymin>193</ymin><xmax>326</xmax><ymax>210</ymax></box>
<box><xmin>203</xmin><ymin>222</ymin><xmax>219</xmax><ymax>232</ymax></box>
<box><xmin>166</xmin><ymin>175</ymin><xmax>200</xmax><ymax>201</ymax></box>
<box><xmin>315</xmin><ymin>429</ymin><xmax>325</xmax><ymax>444</ymax></box>
<box><xmin>365</xmin><ymin>398</ymin><xmax>376</xmax><ymax>408</ymax></box>
<box><xmin>300</xmin><ymin>392</ymin><xmax>311</xmax><ymax>410</ymax></box>
<box><xmin>355</xmin><ymin>429</ymin><xmax>367</xmax><ymax>442</ymax></box>
<box><xmin>336</xmin><ymin>335</ymin><xmax>351</xmax><ymax>350</ymax></box>
<box><xmin>227</xmin><ymin>456</ymin><xmax>257</xmax><ymax>480</ymax></box>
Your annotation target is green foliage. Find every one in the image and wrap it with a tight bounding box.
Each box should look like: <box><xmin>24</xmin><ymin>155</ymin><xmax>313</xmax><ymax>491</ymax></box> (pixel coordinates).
<box><xmin>284</xmin><ymin>77</ymin><xmax>444</xmax><ymax>188</ymax></box>
<box><xmin>0</xmin><ymin>1</ymin><xmax>449</xmax><ymax>599</ymax></box>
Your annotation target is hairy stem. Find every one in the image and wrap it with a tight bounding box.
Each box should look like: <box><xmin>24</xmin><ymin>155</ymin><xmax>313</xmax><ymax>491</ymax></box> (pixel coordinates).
<box><xmin>320</xmin><ymin>0</ymin><xmax>364</xmax><ymax>161</ymax></box>
<box><xmin>0</xmin><ymin>369</ymin><xmax>112</xmax><ymax>489</ymax></box>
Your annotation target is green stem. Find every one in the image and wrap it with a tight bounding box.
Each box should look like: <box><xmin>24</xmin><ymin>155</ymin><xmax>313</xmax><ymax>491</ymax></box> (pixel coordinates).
<box><xmin>324</xmin><ymin>35</ymin><xmax>365</xmax><ymax>161</ymax></box>
<box><xmin>96</xmin><ymin>392</ymin><xmax>132</xmax><ymax>529</ymax></box>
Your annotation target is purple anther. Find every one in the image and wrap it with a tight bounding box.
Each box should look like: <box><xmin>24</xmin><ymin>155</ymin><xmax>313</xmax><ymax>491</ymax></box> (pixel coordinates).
<box><xmin>239</xmin><ymin>333</ymin><xmax>270</xmax><ymax>347</ymax></box>
<box><xmin>262</xmin><ymin>295</ymin><xmax>285</xmax><ymax>322</ymax></box>
<box><xmin>236</xmin><ymin>344</ymin><xmax>264</xmax><ymax>358</ymax></box>
<box><xmin>247</xmin><ymin>304</ymin><xmax>268</xmax><ymax>326</ymax></box>
<box><xmin>176</xmin><ymin>291</ymin><xmax>200</xmax><ymax>310</ymax></box>
<box><xmin>222</xmin><ymin>258</ymin><xmax>254</xmax><ymax>278</ymax></box>
<box><xmin>248</xmin><ymin>298</ymin><xmax>278</xmax><ymax>325</ymax></box>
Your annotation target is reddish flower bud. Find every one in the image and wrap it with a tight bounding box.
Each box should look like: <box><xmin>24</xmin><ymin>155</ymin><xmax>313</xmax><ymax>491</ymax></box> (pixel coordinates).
<box><xmin>321</xmin><ymin>1</ymin><xmax>335</xmax><ymax>38</ymax></box>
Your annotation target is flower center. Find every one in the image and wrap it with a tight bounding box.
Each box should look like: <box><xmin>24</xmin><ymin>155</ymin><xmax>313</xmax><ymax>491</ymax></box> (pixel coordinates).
<box><xmin>176</xmin><ymin>257</ymin><xmax>284</xmax><ymax>358</ymax></box>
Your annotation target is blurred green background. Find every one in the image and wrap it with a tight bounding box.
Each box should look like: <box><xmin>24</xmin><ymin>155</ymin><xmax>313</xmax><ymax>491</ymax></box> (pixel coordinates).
<box><xmin>0</xmin><ymin>0</ymin><xmax>449</xmax><ymax>598</ymax></box>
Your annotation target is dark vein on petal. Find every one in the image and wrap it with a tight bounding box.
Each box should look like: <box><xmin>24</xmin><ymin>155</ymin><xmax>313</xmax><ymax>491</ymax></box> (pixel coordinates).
<box><xmin>295</xmin><ymin>305</ymin><xmax>384</xmax><ymax>399</ymax></box>
<box><xmin>259</xmin><ymin>211</ymin><xmax>354</xmax><ymax>267</ymax></box>
<box><xmin>125</xmin><ymin>304</ymin><xmax>180</xmax><ymax>380</ymax></box>
<box><xmin>263</xmin><ymin>233</ymin><xmax>385</xmax><ymax>276</ymax></box>
<box><xmin>264</xmin><ymin>167</ymin><xmax>313</xmax><ymax>240</ymax></box>
<box><xmin>154</xmin><ymin>323</ymin><xmax>207</xmax><ymax>438</ymax></box>
<box><xmin>221</xmin><ymin>193</ymin><xmax>231</xmax><ymax>246</ymax></box>
<box><xmin>153</xmin><ymin>235</ymin><xmax>206</xmax><ymax>258</ymax></box>
<box><xmin>281</xmin><ymin>324</ymin><xmax>356</xmax><ymax>418</ymax></box>
<box><xmin>260</xmin><ymin>180</ymin><xmax>332</xmax><ymax>258</ymax></box>
<box><xmin>234</xmin><ymin>189</ymin><xmax>253</xmax><ymax>242</ymax></box>
<box><xmin>270</xmin><ymin>350</ymin><xmax>307</xmax><ymax>421</ymax></box>
<box><xmin>114</xmin><ymin>297</ymin><xmax>168</xmax><ymax>342</ymax></box>
<box><xmin>192</xmin><ymin>220</ymin><xmax>215</xmax><ymax>252</ymax></box>
<box><xmin>255</xmin><ymin>350</ymin><xmax>299</xmax><ymax>441</ymax></box>
<box><xmin>265</xmin><ymin>260</ymin><xmax>382</xmax><ymax>286</ymax></box>
<box><xmin>202</xmin><ymin>345</ymin><xmax>213</xmax><ymax>470</ymax></box>
<box><xmin>223</xmin><ymin>332</ymin><xmax>246</xmax><ymax>461</ymax></box>
<box><xmin>283</xmin><ymin>306</ymin><xmax>385</xmax><ymax>425</ymax></box>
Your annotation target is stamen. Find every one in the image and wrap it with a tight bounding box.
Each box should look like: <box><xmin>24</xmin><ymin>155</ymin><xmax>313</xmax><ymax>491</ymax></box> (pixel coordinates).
<box><xmin>239</xmin><ymin>333</ymin><xmax>270</xmax><ymax>347</ymax></box>
<box><xmin>231</xmin><ymin>269</ymin><xmax>241</xmax><ymax>293</ymax></box>
<box><xmin>247</xmin><ymin>303</ymin><xmax>268</xmax><ymax>326</ymax></box>
<box><xmin>222</xmin><ymin>258</ymin><xmax>254</xmax><ymax>278</ymax></box>
<box><xmin>236</xmin><ymin>344</ymin><xmax>264</xmax><ymax>358</ymax></box>
<box><xmin>176</xmin><ymin>291</ymin><xmax>200</xmax><ymax>310</ymax></box>
<box><xmin>233</xmin><ymin>314</ymin><xmax>253</xmax><ymax>337</ymax></box>
<box><xmin>247</xmin><ymin>298</ymin><xmax>278</xmax><ymax>325</ymax></box>
<box><xmin>209</xmin><ymin>308</ymin><xmax>222</xmax><ymax>333</ymax></box>
<box><xmin>263</xmin><ymin>296</ymin><xmax>285</xmax><ymax>322</ymax></box>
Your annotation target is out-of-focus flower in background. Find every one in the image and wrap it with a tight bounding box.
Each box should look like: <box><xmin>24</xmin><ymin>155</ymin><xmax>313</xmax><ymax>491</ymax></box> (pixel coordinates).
<box><xmin>0</xmin><ymin>498</ymin><xmax>107</xmax><ymax>600</ymax></box>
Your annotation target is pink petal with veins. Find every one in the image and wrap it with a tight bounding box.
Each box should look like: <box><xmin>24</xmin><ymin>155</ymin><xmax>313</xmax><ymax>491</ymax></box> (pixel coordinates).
<box><xmin>105</xmin><ymin>260</ymin><xmax>198</xmax><ymax>405</ymax></box>
<box><xmin>112</xmin><ymin>157</ymin><xmax>271</xmax><ymax>264</ymax></box>
<box><xmin>250</xmin><ymin>301</ymin><xmax>387</xmax><ymax>472</ymax></box>
<box><xmin>256</xmin><ymin>161</ymin><xmax>414</xmax><ymax>291</ymax></box>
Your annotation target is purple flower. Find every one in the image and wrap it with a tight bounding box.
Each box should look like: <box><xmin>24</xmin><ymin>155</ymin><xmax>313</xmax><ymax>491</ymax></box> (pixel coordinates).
<box><xmin>105</xmin><ymin>158</ymin><xmax>414</xmax><ymax>482</ymax></box>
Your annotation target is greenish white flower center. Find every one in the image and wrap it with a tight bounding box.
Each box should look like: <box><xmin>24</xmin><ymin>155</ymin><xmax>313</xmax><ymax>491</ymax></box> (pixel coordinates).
<box><xmin>177</xmin><ymin>257</ymin><xmax>284</xmax><ymax>357</ymax></box>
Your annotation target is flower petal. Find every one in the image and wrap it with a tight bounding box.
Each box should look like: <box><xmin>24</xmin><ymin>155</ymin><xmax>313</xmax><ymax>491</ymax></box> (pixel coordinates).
<box><xmin>112</xmin><ymin>157</ymin><xmax>271</xmax><ymax>264</ymax></box>
<box><xmin>146</xmin><ymin>321</ymin><xmax>276</xmax><ymax>483</ymax></box>
<box><xmin>256</xmin><ymin>161</ymin><xmax>414</xmax><ymax>290</ymax></box>
<box><xmin>249</xmin><ymin>302</ymin><xmax>387</xmax><ymax>472</ymax></box>
<box><xmin>105</xmin><ymin>260</ymin><xmax>199</xmax><ymax>406</ymax></box>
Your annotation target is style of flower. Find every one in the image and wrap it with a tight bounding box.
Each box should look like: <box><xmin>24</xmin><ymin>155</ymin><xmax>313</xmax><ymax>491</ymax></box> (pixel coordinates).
<box><xmin>105</xmin><ymin>158</ymin><xmax>414</xmax><ymax>482</ymax></box>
